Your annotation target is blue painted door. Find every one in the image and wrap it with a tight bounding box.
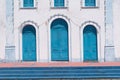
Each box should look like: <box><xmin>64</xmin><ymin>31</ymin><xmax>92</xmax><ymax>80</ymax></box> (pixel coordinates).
<box><xmin>83</xmin><ymin>25</ymin><xmax>98</xmax><ymax>61</ymax></box>
<box><xmin>51</xmin><ymin>19</ymin><xmax>69</xmax><ymax>61</ymax></box>
<box><xmin>22</xmin><ymin>25</ymin><xmax>36</xmax><ymax>61</ymax></box>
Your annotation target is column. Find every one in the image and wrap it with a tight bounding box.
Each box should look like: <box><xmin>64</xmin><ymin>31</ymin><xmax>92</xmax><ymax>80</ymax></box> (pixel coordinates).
<box><xmin>5</xmin><ymin>0</ymin><xmax>15</xmax><ymax>62</ymax></box>
<box><xmin>105</xmin><ymin>0</ymin><xmax>115</xmax><ymax>61</ymax></box>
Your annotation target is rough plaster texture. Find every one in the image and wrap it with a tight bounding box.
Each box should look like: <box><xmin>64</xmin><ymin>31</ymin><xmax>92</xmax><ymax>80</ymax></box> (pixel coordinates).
<box><xmin>105</xmin><ymin>0</ymin><xmax>115</xmax><ymax>61</ymax></box>
<box><xmin>113</xmin><ymin>0</ymin><xmax>120</xmax><ymax>60</ymax></box>
<box><xmin>5</xmin><ymin>0</ymin><xmax>15</xmax><ymax>61</ymax></box>
<box><xmin>1</xmin><ymin>0</ymin><xmax>119</xmax><ymax>62</ymax></box>
<box><xmin>0</xmin><ymin>1</ymin><xmax>6</xmax><ymax>60</ymax></box>
<box><xmin>14</xmin><ymin>0</ymin><xmax>105</xmax><ymax>62</ymax></box>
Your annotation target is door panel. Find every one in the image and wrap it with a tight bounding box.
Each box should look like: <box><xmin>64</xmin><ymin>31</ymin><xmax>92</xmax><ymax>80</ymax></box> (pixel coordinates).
<box><xmin>83</xmin><ymin>25</ymin><xmax>98</xmax><ymax>61</ymax></box>
<box><xmin>51</xmin><ymin>19</ymin><xmax>69</xmax><ymax>61</ymax></box>
<box><xmin>22</xmin><ymin>25</ymin><xmax>36</xmax><ymax>61</ymax></box>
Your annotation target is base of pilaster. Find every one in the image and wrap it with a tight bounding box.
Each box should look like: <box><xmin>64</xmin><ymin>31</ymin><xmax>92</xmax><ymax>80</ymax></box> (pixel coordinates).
<box><xmin>105</xmin><ymin>46</ymin><xmax>115</xmax><ymax>61</ymax></box>
<box><xmin>5</xmin><ymin>46</ymin><xmax>16</xmax><ymax>62</ymax></box>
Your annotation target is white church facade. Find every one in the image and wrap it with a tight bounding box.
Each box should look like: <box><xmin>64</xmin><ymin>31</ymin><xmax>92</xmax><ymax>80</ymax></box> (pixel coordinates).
<box><xmin>0</xmin><ymin>0</ymin><xmax>119</xmax><ymax>63</ymax></box>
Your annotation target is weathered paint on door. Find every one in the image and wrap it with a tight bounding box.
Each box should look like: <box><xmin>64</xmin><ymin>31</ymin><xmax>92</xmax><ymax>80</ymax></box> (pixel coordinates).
<box><xmin>51</xmin><ymin>18</ymin><xmax>69</xmax><ymax>61</ymax></box>
<box><xmin>22</xmin><ymin>25</ymin><xmax>36</xmax><ymax>61</ymax></box>
<box><xmin>83</xmin><ymin>25</ymin><xmax>98</xmax><ymax>61</ymax></box>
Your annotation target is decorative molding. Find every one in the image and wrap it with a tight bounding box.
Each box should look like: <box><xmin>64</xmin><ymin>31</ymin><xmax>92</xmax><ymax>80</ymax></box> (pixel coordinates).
<box><xmin>48</xmin><ymin>14</ymin><xmax>70</xmax><ymax>25</ymax></box>
<box><xmin>18</xmin><ymin>20</ymin><xmax>39</xmax><ymax>62</ymax></box>
<box><xmin>80</xmin><ymin>20</ymin><xmax>101</xmax><ymax>33</ymax></box>
<box><xmin>19</xmin><ymin>20</ymin><xmax>39</xmax><ymax>33</ymax></box>
<box><xmin>80</xmin><ymin>21</ymin><xmax>101</xmax><ymax>62</ymax></box>
<box><xmin>47</xmin><ymin>14</ymin><xmax>72</xmax><ymax>62</ymax></box>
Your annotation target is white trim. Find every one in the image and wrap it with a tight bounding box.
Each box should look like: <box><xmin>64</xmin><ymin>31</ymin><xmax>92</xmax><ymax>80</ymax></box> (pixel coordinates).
<box><xmin>34</xmin><ymin>0</ymin><xmax>38</xmax><ymax>8</ymax></box>
<box><xmin>50</xmin><ymin>0</ymin><xmax>54</xmax><ymax>7</ymax></box>
<box><xmin>19</xmin><ymin>21</ymin><xmax>39</xmax><ymax>62</ymax></box>
<box><xmin>19</xmin><ymin>0</ymin><xmax>23</xmax><ymax>8</ymax></box>
<box><xmin>48</xmin><ymin>15</ymin><xmax>71</xmax><ymax>62</ymax></box>
<box><xmin>65</xmin><ymin>0</ymin><xmax>68</xmax><ymax>7</ymax></box>
<box><xmin>80</xmin><ymin>21</ymin><xmax>101</xmax><ymax>62</ymax></box>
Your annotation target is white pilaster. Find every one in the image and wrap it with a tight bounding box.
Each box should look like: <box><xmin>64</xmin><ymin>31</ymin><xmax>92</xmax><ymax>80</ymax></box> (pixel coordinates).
<box><xmin>105</xmin><ymin>0</ymin><xmax>115</xmax><ymax>61</ymax></box>
<box><xmin>5</xmin><ymin>0</ymin><xmax>15</xmax><ymax>62</ymax></box>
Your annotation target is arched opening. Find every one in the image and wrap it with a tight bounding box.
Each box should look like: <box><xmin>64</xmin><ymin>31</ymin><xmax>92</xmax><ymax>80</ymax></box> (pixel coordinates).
<box><xmin>83</xmin><ymin>25</ymin><xmax>98</xmax><ymax>61</ymax></box>
<box><xmin>51</xmin><ymin>18</ymin><xmax>69</xmax><ymax>61</ymax></box>
<box><xmin>22</xmin><ymin>25</ymin><xmax>36</xmax><ymax>61</ymax></box>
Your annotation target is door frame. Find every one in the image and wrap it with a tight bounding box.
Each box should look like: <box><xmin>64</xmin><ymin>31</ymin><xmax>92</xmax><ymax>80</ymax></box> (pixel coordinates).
<box><xmin>19</xmin><ymin>21</ymin><xmax>39</xmax><ymax>62</ymax></box>
<box><xmin>80</xmin><ymin>21</ymin><xmax>101</xmax><ymax>62</ymax></box>
<box><xmin>50</xmin><ymin>18</ymin><xmax>69</xmax><ymax>61</ymax></box>
<box><xmin>48</xmin><ymin>15</ymin><xmax>71</xmax><ymax>62</ymax></box>
<box><xmin>83</xmin><ymin>25</ymin><xmax>98</xmax><ymax>61</ymax></box>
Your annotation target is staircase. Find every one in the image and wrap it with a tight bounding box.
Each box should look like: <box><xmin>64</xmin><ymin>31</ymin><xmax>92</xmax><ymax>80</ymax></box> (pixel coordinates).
<box><xmin>0</xmin><ymin>66</ymin><xmax>120</xmax><ymax>79</ymax></box>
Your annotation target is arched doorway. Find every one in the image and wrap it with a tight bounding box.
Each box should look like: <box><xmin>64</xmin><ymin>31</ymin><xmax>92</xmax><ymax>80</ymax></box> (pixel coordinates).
<box><xmin>83</xmin><ymin>25</ymin><xmax>98</xmax><ymax>61</ymax></box>
<box><xmin>22</xmin><ymin>25</ymin><xmax>36</xmax><ymax>61</ymax></box>
<box><xmin>51</xmin><ymin>18</ymin><xmax>69</xmax><ymax>61</ymax></box>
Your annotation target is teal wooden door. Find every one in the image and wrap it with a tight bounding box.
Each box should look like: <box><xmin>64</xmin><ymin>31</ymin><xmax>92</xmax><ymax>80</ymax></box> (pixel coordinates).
<box><xmin>22</xmin><ymin>25</ymin><xmax>36</xmax><ymax>61</ymax></box>
<box><xmin>51</xmin><ymin>18</ymin><xmax>69</xmax><ymax>61</ymax></box>
<box><xmin>83</xmin><ymin>25</ymin><xmax>98</xmax><ymax>61</ymax></box>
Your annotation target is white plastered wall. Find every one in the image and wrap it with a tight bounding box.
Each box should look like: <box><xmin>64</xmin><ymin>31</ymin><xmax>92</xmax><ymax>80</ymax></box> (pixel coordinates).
<box><xmin>14</xmin><ymin>0</ymin><xmax>105</xmax><ymax>62</ymax></box>
<box><xmin>0</xmin><ymin>1</ymin><xmax>6</xmax><ymax>60</ymax></box>
<box><xmin>113</xmin><ymin>0</ymin><xmax>120</xmax><ymax>60</ymax></box>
